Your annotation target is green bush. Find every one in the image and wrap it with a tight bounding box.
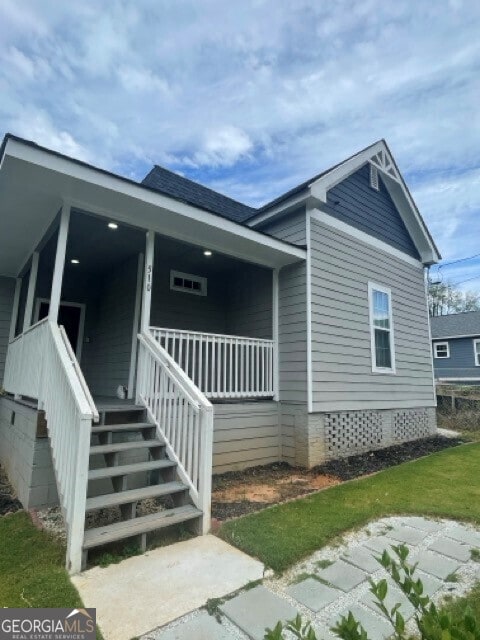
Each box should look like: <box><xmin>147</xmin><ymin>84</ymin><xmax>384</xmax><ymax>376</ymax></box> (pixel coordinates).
<box><xmin>265</xmin><ymin>545</ymin><xmax>480</xmax><ymax>640</ymax></box>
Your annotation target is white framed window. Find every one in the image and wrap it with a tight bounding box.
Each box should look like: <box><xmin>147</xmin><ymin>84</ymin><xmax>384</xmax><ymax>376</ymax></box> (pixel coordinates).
<box><xmin>433</xmin><ymin>342</ymin><xmax>450</xmax><ymax>359</ymax></box>
<box><xmin>170</xmin><ymin>270</ymin><xmax>207</xmax><ymax>296</ymax></box>
<box><xmin>370</xmin><ymin>164</ymin><xmax>379</xmax><ymax>191</ymax></box>
<box><xmin>474</xmin><ymin>339</ymin><xmax>480</xmax><ymax>366</ymax></box>
<box><xmin>368</xmin><ymin>282</ymin><xmax>396</xmax><ymax>374</ymax></box>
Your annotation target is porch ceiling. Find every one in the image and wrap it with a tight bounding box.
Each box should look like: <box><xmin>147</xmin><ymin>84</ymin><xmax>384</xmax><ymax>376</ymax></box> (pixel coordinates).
<box><xmin>0</xmin><ymin>136</ymin><xmax>306</xmax><ymax>277</ymax></box>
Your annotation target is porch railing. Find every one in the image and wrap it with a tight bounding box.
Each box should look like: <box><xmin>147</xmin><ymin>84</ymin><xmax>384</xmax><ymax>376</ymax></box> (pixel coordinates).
<box><xmin>136</xmin><ymin>331</ymin><xmax>213</xmax><ymax>533</ymax></box>
<box><xmin>3</xmin><ymin>320</ymin><xmax>98</xmax><ymax>574</ymax></box>
<box><xmin>150</xmin><ymin>327</ymin><xmax>275</xmax><ymax>399</ymax></box>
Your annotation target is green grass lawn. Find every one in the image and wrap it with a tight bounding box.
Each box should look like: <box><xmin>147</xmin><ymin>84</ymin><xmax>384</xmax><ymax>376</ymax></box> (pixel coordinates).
<box><xmin>0</xmin><ymin>511</ymin><xmax>103</xmax><ymax>639</ymax></box>
<box><xmin>220</xmin><ymin>443</ymin><xmax>480</xmax><ymax>573</ymax></box>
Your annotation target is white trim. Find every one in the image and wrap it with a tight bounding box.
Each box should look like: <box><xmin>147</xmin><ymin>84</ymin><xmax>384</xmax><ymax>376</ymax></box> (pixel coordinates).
<box><xmin>170</xmin><ymin>270</ymin><xmax>207</xmax><ymax>296</ymax></box>
<box><xmin>310</xmin><ymin>209</ymin><xmax>423</xmax><ymax>268</ymax></box>
<box><xmin>437</xmin><ymin>377</ymin><xmax>480</xmax><ymax>382</ymax></box>
<box><xmin>141</xmin><ymin>230</ymin><xmax>155</xmax><ymax>332</ymax></box>
<box><xmin>368</xmin><ymin>282</ymin><xmax>396</xmax><ymax>375</ymax></box>
<box><xmin>306</xmin><ymin>209</ymin><xmax>313</xmax><ymax>412</ymax></box>
<box><xmin>433</xmin><ymin>341</ymin><xmax>450</xmax><ymax>359</ymax></box>
<box><xmin>3</xmin><ymin>138</ymin><xmax>306</xmax><ymax>269</ymax></box>
<box><xmin>49</xmin><ymin>203</ymin><xmax>70</xmax><ymax>323</ymax></box>
<box><xmin>272</xmin><ymin>268</ymin><xmax>279</xmax><ymax>401</ymax></box>
<box><xmin>9</xmin><ymin>278</ymin><xmax>22</xmax><ymax>341</ymax></box>
<box><xmin>369</xmin><ymin>163</ymin><xmax>379</xmax><ymax>191</ymax></box>
<box><xmin>128</xmin><ymin>253</ymin><xmax>144</xmax><ymax>399</ymax></box>
<box><xmin>474</xmin><ymin>338</ymin><xmax>480</xmax><ymax>367</ymax></box>
<box><xmin>23</xmin><ymin>251</ymin><xmax>39</xmax><ymax>332</ymax></box>
<box><xmin>34</xmin><ymin>298</ymin><xmax>86</xmax><ymax>361</ymax></box>
<box><xmin>432</xmin><ymin>333</ymin><xmax>480</xmax><ymax>340</ymax></box>
<box><xmin>424</xmin><ymin>269</ymin><xmax>437</xmax><ymax>405</ymax></box>
<box><xmin>247</xmin><ymin>192</ymin><xmax>309</xmax><ymax>228</ymax></box>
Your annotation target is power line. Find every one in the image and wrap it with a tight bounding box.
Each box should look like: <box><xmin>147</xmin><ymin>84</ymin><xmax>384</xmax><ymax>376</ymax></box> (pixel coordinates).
<box><xmin>436</xmin><ymin>252</ymin><xmax>480</xmax><ymax>271</ymax></box>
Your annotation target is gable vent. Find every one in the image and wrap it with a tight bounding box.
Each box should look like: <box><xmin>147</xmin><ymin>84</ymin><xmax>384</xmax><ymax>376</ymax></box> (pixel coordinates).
<box><xmin>370</xmin><ymin>164</ymin><xmax>379</xmax><ymax>191</ymax></box>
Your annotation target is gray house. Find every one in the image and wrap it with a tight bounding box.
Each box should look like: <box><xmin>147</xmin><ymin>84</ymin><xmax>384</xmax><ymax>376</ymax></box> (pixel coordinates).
<box><xmin>0</xmin><ymin>134</ymin><xmax>440</xmax><ymax>572</ymax></box>
<box><xmin>431</xmin><ymin>311</ymin><xmax>480</xmax><ymax>383</ymax></box>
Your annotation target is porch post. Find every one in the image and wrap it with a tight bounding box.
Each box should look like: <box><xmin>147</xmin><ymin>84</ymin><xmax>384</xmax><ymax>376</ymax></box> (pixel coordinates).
<box><xmin>272</xmin><ymin>268</ymin><xmax>279</xmax><ymax>401</ymax></box>
<box><xmin>23</xmin><ymin>252</ymin><xmax>39</xmax><ymax>332</ymax></box>
<box><xmin>49</xmin><ymin>203</ymin><xmax>70</xmax><ymax>323</ymax></box>
<box><xmin>141</xmin><ymin>230</ymin><xmax>155</xmax><ymax>332</ymax></box>
<box><xmin>9</xmin><ymin>278</ymin><xmax>22</xmax><ymax>341</ymax></box>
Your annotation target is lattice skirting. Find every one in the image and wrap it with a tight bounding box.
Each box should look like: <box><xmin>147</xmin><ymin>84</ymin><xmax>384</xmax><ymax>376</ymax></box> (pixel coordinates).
<box><xmin>392</xmin><ymin>409</ymin><xmax>432</xmax><ymax>442</ymax></box>
<box><xmin>318</xmin><ymin>407</ymin><xmax>436</xmax><ymax>461</ymax></box>
<box><xmin>324</xmin><ymin>411</ymin><xmax>383</xmax><ymax>457</ymax></box>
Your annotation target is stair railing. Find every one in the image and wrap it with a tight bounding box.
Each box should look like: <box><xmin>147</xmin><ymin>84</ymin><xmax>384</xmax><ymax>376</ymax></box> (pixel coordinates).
<box><xmin>136</xmin><ymin>330</ymin><xmax>213</xmax><ymax>533</ymax></box>
<box><xmin>3</xmin><ymin>320</ymin><xmax>98</xmax><ymax>574</ymax></box>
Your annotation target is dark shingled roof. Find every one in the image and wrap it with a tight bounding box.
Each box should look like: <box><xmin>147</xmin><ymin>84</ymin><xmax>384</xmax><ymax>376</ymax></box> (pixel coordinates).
<box><xmin>431</xmin><ymin>311</ymin><xmax>480</xmax><ymax>339</ymax></box>
<box><xmin>142</xmin><ymin>166</ymin><xmax>255</xmax><ymax>223</ymax></box>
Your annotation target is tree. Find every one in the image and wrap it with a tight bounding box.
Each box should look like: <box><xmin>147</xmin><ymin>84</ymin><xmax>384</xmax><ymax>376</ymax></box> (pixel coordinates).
<box><xmin>428</xmin><ymin>281</ymin><xmax>480</xmax><ymax>316</ymax></box>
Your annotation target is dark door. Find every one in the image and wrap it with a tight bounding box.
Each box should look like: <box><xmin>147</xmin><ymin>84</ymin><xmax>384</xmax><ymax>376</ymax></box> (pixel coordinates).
<box><xmin>38</xmin><ymin>302</ymin><xmax>82</xmax><ymax>354</ymax></box>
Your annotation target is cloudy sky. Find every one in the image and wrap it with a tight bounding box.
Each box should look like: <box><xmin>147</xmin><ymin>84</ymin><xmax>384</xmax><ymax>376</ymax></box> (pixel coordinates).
<box><xmin>1</xmin><ymin>1</ymin><xmax>479</xmax><ymax>289</ymax></box>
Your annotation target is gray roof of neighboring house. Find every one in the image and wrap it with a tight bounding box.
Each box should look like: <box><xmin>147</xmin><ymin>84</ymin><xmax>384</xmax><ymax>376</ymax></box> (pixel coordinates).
<box><xmin>142</xmin><ymin>166</ymin><xmax>256</xmax><ymax>223</ymax></box>
<box><xmin>431</xmin><ymin>311</ymin><xmax>480</xmax><ymax>339</ymax></box>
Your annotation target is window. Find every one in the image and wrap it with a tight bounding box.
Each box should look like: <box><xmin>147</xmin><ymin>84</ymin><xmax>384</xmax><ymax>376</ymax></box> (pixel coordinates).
<box><xmin>368</xmin><ymin>283</ymin><xmax>395</xmax><ymax>373</ymax></box>
<box><xmin>370</xmin><ymin>164</ymin><xmax>379</xmax><ymax>191</ymax></box>
<box><xmin>434</xmin><ymin>342</ymin><xmax>450</xmax><ymax>359</ymax></box>
<box><xmin>170</xmin><ymin>270</ymin><xmax>207</xmax><ymax>296</ymax></box>
<box><xmin>474</xmin><ymin>339</ymin><xmax>480</xmax><ymax>366</ymax></box>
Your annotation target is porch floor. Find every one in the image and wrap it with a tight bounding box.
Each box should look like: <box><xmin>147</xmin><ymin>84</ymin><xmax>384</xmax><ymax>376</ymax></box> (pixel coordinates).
<box><xmin>94</xmin><ymin>396</ymin><xmax>142</xmax><ymax>412</ymax></box>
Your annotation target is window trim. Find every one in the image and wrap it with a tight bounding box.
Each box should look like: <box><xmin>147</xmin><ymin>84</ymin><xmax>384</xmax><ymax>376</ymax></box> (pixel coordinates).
<box><xmin>433</xmin><ymin>341</ymin><xmax>450</xmax><ymax>359</ymax></box>
<box><xmin>368</xmin><ymin>282</ymin><xmax>396</xmax><ymax>374</ymax></box>
<box><xmin>170</xmin><ymin>270</ymin><xmax>207</xmax><ymax>296</ymax></box>
<box><xmin>474</xmin><ymin>339</ymin><xmax>480</xmax><ymax>367</ymax></box>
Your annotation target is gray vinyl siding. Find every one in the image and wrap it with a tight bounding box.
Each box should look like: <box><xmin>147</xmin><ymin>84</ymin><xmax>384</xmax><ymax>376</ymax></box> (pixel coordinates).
<box><xmin>82</xmin><ymin>256</ymin><xmax>138</xmax><ymax>397</ymax></box>
<box><xmin>278</xmin><ymin>262</ymin><xmax>308</xmax><ymax>404</ymax></box>
<box><xmin>225</xmin><ymin>264</ymin><xmax>272</xmax><ymax>339</ymax></box>
<box><xmin>150</xmin><ymin>255</ymin><xmax>226</xmax><ymax>334</ymax></box>
<box><xmin>324</xmin><ymin>164</ymin><xmax>420</xmax><ymax>259</ymax></box>
<box><xmin>0</xmin><ymin>277</ymin><xmax>15</xmax><ymax>383</ymax></box>
<box><xmin>213</xmin><ymin>401</ymin><xmax>280</xmax><ymax>473</ymax></box>
<box><xmin>151</xmin><ymin>258</ymin><xmax>272</xmax><ymax>338</ymax></box>
<box><xmin>309</xmin><ymin>217</ymin><xmax>435</xmax><ymax>411</ymax></box>
<box><xmin>258</xmin><ymin>208</ymin><xmax>306</xmax><ymax>246</ymax></box>
<box><xmin>433</xmin><ymin>337</ymin><xmax>480</xmax><ymax>380</ymax></box>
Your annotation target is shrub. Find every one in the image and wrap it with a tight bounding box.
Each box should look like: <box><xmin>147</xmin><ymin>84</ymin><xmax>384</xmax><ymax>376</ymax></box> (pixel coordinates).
<box><xmin>264</xmin><ymin>544</ymin><xmax>480</xmax><ymax>640</ymax></box>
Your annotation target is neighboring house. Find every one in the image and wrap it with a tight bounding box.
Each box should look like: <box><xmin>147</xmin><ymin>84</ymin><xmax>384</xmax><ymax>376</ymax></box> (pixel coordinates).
<box><xmin>0</xmin><ymin>134</ymin><xmax>440</xmax><ymax>572</ymax></box>
<box><xmin>431</xmin><ymin>311</ymin><xmax>480</xmax><ymax>383</ymax></box>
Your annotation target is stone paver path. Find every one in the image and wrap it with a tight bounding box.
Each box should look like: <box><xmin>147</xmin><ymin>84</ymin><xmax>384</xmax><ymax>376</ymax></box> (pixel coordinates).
<box><xmin>143</xmin><ymin>517</ymin><xmax>480</xmax><ymax>640</ymax></box>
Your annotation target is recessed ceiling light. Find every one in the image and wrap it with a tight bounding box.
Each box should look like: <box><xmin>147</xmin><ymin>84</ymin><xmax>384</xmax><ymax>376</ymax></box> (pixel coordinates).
<box><xmin>203</xmin><ymin>250</ymin><xmax>212</xmax><ymax>257</ymax></box>
<box><xmin>71</xmin><ymin>259</ymin><xmax>80</xmax><ymax>264</ymax></box>
<box><xmin>108</xmin><ymin>222</ymin><xmax>118</xmax><ymax>229</ymax></box>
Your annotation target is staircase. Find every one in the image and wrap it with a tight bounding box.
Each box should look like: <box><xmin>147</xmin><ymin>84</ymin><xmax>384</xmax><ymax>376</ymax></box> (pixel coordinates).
<box><xmin>82</xmin><ymin>404</ymin><xmax>202</xmax><ymax>568</ymax></box>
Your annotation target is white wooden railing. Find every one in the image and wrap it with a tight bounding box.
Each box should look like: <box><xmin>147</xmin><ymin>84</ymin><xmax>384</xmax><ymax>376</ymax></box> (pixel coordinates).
<box><xmin>136</xmin><ymin>331</ymin><xmax>213</xmax><ymax>533</ymax></box>
<box><xmin>150</xmin><ymin>327</ymin><xmax>275</xmax><ymax>399</ymax></box>
<box><xmin>3</xmin><ymin>320</ymin><xmax>98</xmax><ymax>574</ymax></box>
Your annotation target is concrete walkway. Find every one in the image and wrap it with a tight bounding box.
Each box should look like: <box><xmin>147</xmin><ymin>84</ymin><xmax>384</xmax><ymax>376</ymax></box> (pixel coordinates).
<box><xmin>143</xmin><ymin>517</ymin><xmax>480</xmax><ymax>640</ymax></box>
<box><xmin>71</xmin><ymin>535</ymin><xmax>264</xmax><ymax>640</ymax></box>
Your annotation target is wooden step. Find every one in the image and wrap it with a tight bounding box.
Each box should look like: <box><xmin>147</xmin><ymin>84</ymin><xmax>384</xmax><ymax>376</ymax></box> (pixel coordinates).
<box><xmin>83</xmin><ymin>505</ymin><xmax>202</xmax><ymax>549</ymax></box>
<box><xmin>90</xmin><ymin>439</ymin><xmax>164</xmax><ymax>456</ymax></box>
<box><xmin>91</xmin><ymin>423</ymin><xmax>154</xmax><ymax>434</ymax></box>
<box><xmin>85</xmin><ymin>482</ymin><xmax>187</xmax><ymax>511</ymax></box>
<box><xmin>88</xmin><ymin>459</ymin><xmax>175</xmax><ymax>481</ymax></box>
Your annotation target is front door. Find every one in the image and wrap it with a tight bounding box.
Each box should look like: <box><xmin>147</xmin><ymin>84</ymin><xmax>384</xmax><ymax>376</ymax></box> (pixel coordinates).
<box><xmin>35</xmin><ymin>300</ymin><xmax>85</xmax><ymax>361</ymax></box>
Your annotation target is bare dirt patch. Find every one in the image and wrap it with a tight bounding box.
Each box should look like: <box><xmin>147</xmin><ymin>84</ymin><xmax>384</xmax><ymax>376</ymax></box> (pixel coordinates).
<box><xmin>212</xmin><ymin>435</ymin><xmax>464</xmax><ymax>521</ymax></box>
<box><xmin>212</xmin><ymin>463</ymin><xmax>339</xmax><ymax>519</ymax></box>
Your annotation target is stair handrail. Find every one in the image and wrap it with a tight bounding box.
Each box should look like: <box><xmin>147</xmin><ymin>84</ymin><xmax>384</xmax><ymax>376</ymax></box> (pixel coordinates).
<box><xmin>136</xmin><ymin>330</ymin><xmax>213</xmax><ymax>534</ymax></box>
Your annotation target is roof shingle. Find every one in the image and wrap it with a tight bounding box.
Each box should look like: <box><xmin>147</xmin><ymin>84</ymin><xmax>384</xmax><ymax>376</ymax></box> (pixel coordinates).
<box><xmin>430</xmin><ymin>311</ymin><xmax>480</xmax><ymax>339</ymax></box>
